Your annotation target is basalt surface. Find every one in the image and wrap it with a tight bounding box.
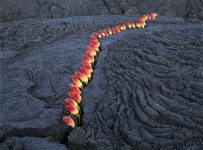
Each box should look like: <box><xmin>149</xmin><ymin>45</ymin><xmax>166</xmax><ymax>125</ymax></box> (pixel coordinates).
<box><xmin>0</xmin><ymin>0</ymin><xmax>203</xmax><ymax>22</ymax></box>
<box><xmin>0</xmin><ymin>15</ymin><xmax>203</xmax><ymax>149</ymax></box>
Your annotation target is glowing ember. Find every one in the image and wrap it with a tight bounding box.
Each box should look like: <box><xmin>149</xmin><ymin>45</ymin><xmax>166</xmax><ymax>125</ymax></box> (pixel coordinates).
<box><xmin>87</xmin><ymin>45</ymin><xmax>99</xmax><ymax>53</ymax></box>
<box><xmin>91</xmin><ymin>35</ymin><xmax>97</xmax><ymax>40</ymax></box>
<box><xmin>95</xmin><ymin>33</ymin><xmax>102</xmax><ymax>38</ymax></box>
<box><xmin>121</xmin><ymin>24</ymin><xmax>126</xmax><ymax>30</ymax></box>
<box><xmin>103</xmin><ymin>29</ymin><xmax>109</xmax><ymax>36</ymax></box>
<box><xmin>139</xmin><ymin>17</ymin><xmax>145</xmax><ymax>22</ymax></box>
<box><xmin>65</xmin><ymin>105</ymin><xmax>79</xmax><ymax>117</ymax></box>
<box><xmin>89</xmin><ymin>43</ymin><xmax>99</xmax><ymax>50</ymax></box>
<box><xmin>75</xmin><ymin>72</ymin><xmax>88</xmax><ymax>83</ymax></box>
<box><xmin>69</xmin><ymin>83</ymin><xmax>81</xmax><ymax>94</ymax></box>
<box><xmin>87</xmin><ymin>54</ymin><xmax>94</xmax><ymax>62</ymax></box>
<box><xmin>71</xmin><ymin>75</ymin><xmax>83</xmax><ymax>88</ymax></box>
<box><xmin>65</xmin><ymin>98</ymin><xmax>80</xmax><ymax>109</ymax></box>
<box><xmin>65</xmin><ymin>97</ymin><xmax>81</xmax><ymax>105</ymax></box>
<box><xmin>83</xmin><ymin>54</ymin><xmax>94</xmax><ymax>64</ymax></box>
<box><xmin>136</xmin><ymin>22</ymin><xmax>141</xmax><ymax>28</ymax></box>
<box><xmin>111</xmin><ymin>28</ymin><xmax>116</xmax><ymax>34</ymax></box>
<box><xmin>81</xmin><ymin>60</ymin><xmax>92</xmax><ymax>67</ymax></box>
<box><xmin>87</xmin><ymin>49</ymin><xmax>97</xmax><ymax>57</ymax></box>
<box><xmin>68</xmin><ymin>91</ymin><xmax>82</xmax><ymax>102</ymax></box>
<box><xmin>150</xmin><ymin>13</ymin><xmax>157</xmax><ymax>19</ymax></box>
<box><xmin>90</xmin><ymin>39</ymin><xmax>100</xmax><ymax>47</ymax></box>
<box><xmin>126</xmin><ymin>22</ymin><xmax>132</xmax><ymax>29</ymax></box>
<box><xmin>87</xmin><ymin>45</ymin><xmax>94</xmax><ymax>51</ymax></box>
<box><xmin>139</xmin><ymin>21</ymin><xmax>146</xmax><ymax>28</ymax></box>
<box><xmin>107</xmin><ymin>28</ymin><xmax>112</xmax><ymax>35</ymax></box>
<box><xmin>118</xmin><ymin>25</ymin><xmax>123</xmax><ymax>31</ymax></box>
<box><xmin>80</xmin><ymin>67</ymin><xmax>91</xmax><ymax>78</ymax></box>
<box><xmin>131</xmin><ymin>22</ymin><xmax>136</xmax><ymax>28</ymax></box>
<box><xmin>83</xmin><ymin>54</ymin><xmax>93</xmax><ymax>63</ymax></box>
<box><xmin>147</xmin><ymin>14</ymin><xmax>151</xmax><ymax>19</ymax></box>
<box><xmin>115</xmin><ymin>26</ymin><xmax>121</xmax><ymax>33</ymax></box>
<box><xmin>99</xmin><ymin>30</ymin><xmax>105</xmax><ymax>36</ymax></box>
<box><xmin>63</xmin><ymin>116</ymin><xmax>75</xmax><ymax>128</ymax></box>
<box><xmin>143</xmin><ymin>15</ymin><xmax>148</xmax><ymax>21</ymax></box>
<box><xmin>82</xmin><ymin>64</ymin><xmax>93</xmax><ymax>73</ymax></box>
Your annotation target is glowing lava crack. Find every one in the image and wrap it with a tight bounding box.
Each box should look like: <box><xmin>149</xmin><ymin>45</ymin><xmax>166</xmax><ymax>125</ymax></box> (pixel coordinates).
<box><xmin>63</xmin><ymin>13</ymin><xmax>158</xmax><ymax>128</ymax></box>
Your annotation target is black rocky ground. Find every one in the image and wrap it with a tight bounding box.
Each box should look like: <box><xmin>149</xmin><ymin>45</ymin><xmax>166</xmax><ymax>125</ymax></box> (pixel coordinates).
<box><xmin>0</xmin><ymin>0</ymin><xmax>203</xmax><ymax>22</ymax></box>
<box><xmin>0</xmin><ymin>15</ymin><xmax>203</xmax><ymax>149</ymax></box>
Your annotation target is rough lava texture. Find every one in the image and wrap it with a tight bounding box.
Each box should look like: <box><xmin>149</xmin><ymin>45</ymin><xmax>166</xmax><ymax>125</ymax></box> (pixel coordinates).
<box><xmin>0</xmin><ymin>0</ymin><xmax>203</xmax><ymax>22</ymax></box>
<box><xmin>74</xmin><ymin>18</ymin><xmax>203</xmax><ymax>150</ymax></box>
<box><xmin>0</xmin><ymin>14</ymin><xmax>203</xmax><ymax>149</ymax></box>
<box><xmin>0</xmin><ymin>137</ymin><xmax>67</xmax><ymax>150</ymax></box>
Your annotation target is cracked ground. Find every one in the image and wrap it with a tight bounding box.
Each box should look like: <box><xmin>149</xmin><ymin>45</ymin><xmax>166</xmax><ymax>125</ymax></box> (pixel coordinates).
<box><xmin>0</xmin><ymin>15</ymin><xmax>203</xmax><ymax>149</ymax></box>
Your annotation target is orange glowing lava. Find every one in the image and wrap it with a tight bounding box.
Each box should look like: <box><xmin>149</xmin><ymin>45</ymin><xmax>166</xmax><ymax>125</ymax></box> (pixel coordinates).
<box><xmin>71</xmin><ymin>75</ymin><xmax>83</xmax><ymax>88</ymax></box>
<box><xmin>75</xmin><ymin>71</ymin><xmax>89</xmax><ymax>83</ymax></box>
<box><xmin>65</xmin><ymin>98</ymin><xmax>80</xmax><ymax>109</ymax></box>
<box><xmin>63</xmin><ymin>116</ymin><xmax>75</xmax><ymax>128</ymax></box>
<box><xmin>65</xmin><ymin>105</ymin><xmax>80</xmax><ymax>117</ymax></box>
<box><xmin>68</xmin><ymin>91</ymin><xmax>82</xmax><ymax>103</ymax></box>
<box><xmin>69</xmin><ymin>83</ymin><xmax>81</xmax><ymax>94</ymax></box>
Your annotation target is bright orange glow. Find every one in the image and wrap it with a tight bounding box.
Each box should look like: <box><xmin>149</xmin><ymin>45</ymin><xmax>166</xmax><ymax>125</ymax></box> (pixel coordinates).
<box><xmin>65</xmin><ymin>97</ymin><xmax>81</xmax><ymax>104</ymax></box>
<box><xmin>126</xmin><ymin>22</ymin><xmax>132</xmax><ymax>29</ymax></box>
<box><xmin>69</xmin><ymin>83</ymin><xmax>81</xmax><ymax>94</ymax></box>
<box><xmin>87</xmin><ymin>45</ymin><xmax>94</xmax><ymax>51</ymax></box>
<box><xmin>91</xmin><ymin>35</ymin><xmax>97</xmax><ymax>40</ymax></box>
<box><xmin>139</xmin><ymin>17</ymin><xmax>145</xmax><ymax>22</ymax></box>
<box><xmin>87</xmin><ymin>45</ymin><xmax>99</xmax><ymax>52</ymax></box>
<box><xmin>81</xmin><ymin>60</ymin><xmax>91</xmax><ymax>67</ymax></box>
<box><xmin>117</xmin><ymin>25</ymin><xmax>122</xmax><ymax>31</ymax></box>
<box><xmin>87</xmin><ymin>49</ymin><xmax>97</xmax><ymax>57</ymax></box>
<box><xmin>140</xmin><ymin>15</ymin><xmax>147</xmax><ymax>22</ymax></box>
<box><xmin>103</xmin><ymin>29</ymin><xmax>109</xmax><ymax>36</ymax></box>
<box><xmin>99</xmin><ymin>30</ymin><xmax>105</xmax><ymax>36</ymax></box>
<box><xmin>150</xmin><ymin>15</ymin><xmax>155</xmax><ymax>19</ymax></box>
<box><xmin>65</xmin><ymin>98</ymin><xmax>80</xmax><ymax>109</ymax></box>
<box><xmin>75</xmin><ymin>72</ymin><xmax>88</xmax><ymax>83</ymax></box>
<box><xmin>83</xmin><ymin>54</ymin><xmax>93</xmax><ymax>63</ymax></box>
<box><xmin>131</xmin><ymin>22</ymin><xmax>135</xmax><ymax>28</ymax></box>
<box><xmin>111</xmin><ymin>28</ymin><xmax>116</xmax><ymax>34</ymax></box>
<box><xmin>147</xmin><ymin>14</ymin><xmax>151</xmax><ymax>19</ymax></box>
<box><xmin>65</xmin><ymin>105</ymin><xmax>79</xmax><ymax>116</ymax></box>
<box><xmin>107</xmin><ymin>28</ymin><xmax>112</xmax><ymax>35</ymax></box>
<box><xmin>115</xmin><ymin>26</ymin><xmax>121</xmax><ymax>33</ymax></box>
<box><xmin>82</xmin><ymin>64</ymin><xmax>93</xmax><ymax>73</ymax></box>
<box><xmin>63</xmin><ymin>116</ymin><xmax>75</xmax><ymax>128</ymax></box>
<box><xmin>71</xmin><ymin>75</ymin><xmax>83</xmax><ymax>88</ymax></box>
<box><xmin>87</xmin><ymin>54</ymin><xmax>94</xmax><ymax>62</ymax></box>
<box><xmin>121</xmin><ymin>24</ymin><xmax>126</xmax><ymax>30</ymax></box>
<box><xmin>80</xmin><ymin>67</ymin><xmax>91</xmax><ymax>78</ymax></box>
<box><xmin>143</xmin><ymin>15</ymin><xmax>148</xmax><ymax>21</ymax></box>
<box><xmin>89</xmin><ymin>43</ymin><xmax>98</xmax><ymax>50</ymax></box>
<box><xmin>139</xmin><ymin>21</ymin><xmax>145</xmax><ymax>28</ymax></box>
<box><xmin>136</xmin><ymin>22</ymin><xmax>141</xmax><ymax>28</ymax></box>
<box><xmin>95</xmin><ymin>33</ymin><xmax>102</xmax><ymax>38</ymax></box>
<box><xmin>68</xmin><ymin>91</ymin><xmax>82</xmax><ymax>102</ymax></box>
<box><xmin>90</xmin><ymin>39</ymin><xmax>100</xmax><ymax>47</ymax></box>
<box><xmin>150</xmin><ymin>13</ymin><xmax>157</xmax><ymax>19</ymax></box>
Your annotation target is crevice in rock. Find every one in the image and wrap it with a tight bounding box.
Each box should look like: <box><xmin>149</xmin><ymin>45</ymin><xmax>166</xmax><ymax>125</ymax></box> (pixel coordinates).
<box><xmin>0</xmin><ymin>124</ymin><xmax>70</xmax><ymax>144</ymax></box>
<box><xmin>55</xmin><ymin>4</ymin><xmax>71</xmax><ymax>16</ymax></box>
<box><xmin>103</xmin><ymin>0</ymin><xmax>113</xmax><ymax>14</ymax></box>
<box><xmin>117</xmin><ymin>3</ymin><xmax>125</xmax><ymax>14</ymax></box>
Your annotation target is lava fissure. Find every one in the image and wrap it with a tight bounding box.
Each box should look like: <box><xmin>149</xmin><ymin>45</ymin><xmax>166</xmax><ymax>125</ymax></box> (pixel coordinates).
<box><xmin>63</xmin><ymin>13</ymin><xmax>158</xmax><ymax>128</ymax></box>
